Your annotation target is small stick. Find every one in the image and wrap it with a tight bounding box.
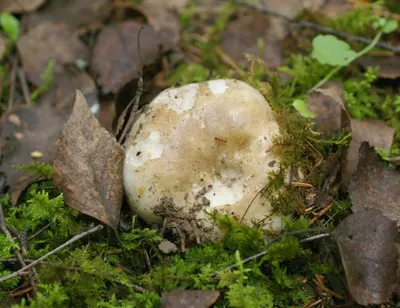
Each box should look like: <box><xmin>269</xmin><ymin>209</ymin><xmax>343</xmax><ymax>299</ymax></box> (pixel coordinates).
<box><xmin>117</xmin><ymin>26</ymin><xmax>145</xmax><ymax>145</ymax></box>
<box><xmin>8</xmin><ymin>58</ymin><xmax>18</xmax><ymax>111</ymax></box>
<box><xmin>212</xmin><ymin>229</ymin><xmax>329</xmax><ymax>276</ymax></box>
<box><xmin>0</xmin><ymin>204</ymin><xmax>37</xmax><ymax>295</ymax></box>
<box><xmin>0</xmin><ymin>224</ymin><xmax>104</xmax><ymax>283</ymax></box>
<box><xmin>229</xmin><ymin>0</ymin><xmax>400</xmax><ymax>55</ymax></box>
<box><xmin>18</xmin><ymin>68</ymin><xmax>32</xmax><ymax>106</ymax></box>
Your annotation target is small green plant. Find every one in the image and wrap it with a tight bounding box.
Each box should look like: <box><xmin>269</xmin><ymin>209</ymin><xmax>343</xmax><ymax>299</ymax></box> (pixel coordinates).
<box><xmin>0</xmin><ymin>12</ymin><xmax>19</xmax><ymax>42</ymax></box>
<box><xmin>30</xmin><ymin>59</ymin><xmax>55</xmax><ymax>103</ymax></box>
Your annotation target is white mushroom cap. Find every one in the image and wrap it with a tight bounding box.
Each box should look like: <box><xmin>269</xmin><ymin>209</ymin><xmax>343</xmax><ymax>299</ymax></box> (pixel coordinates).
<box><xmin>123</xmin><ymin>79</ymin><xmax>283</xmax><ymax>240</ymax></box>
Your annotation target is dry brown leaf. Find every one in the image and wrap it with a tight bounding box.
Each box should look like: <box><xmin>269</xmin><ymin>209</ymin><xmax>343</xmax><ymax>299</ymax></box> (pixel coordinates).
<box><xmin>0</xmin><ymin>68</ymin><xmax>98</xmax><ymax>191</ymax></box>
<box><xmin>17</xmin><ymin>22</ymin><xmax>89</xmax><ymax>87</ymax></box>
<box><xmin>24</xmin><ymin>0</ymin><xmax>110</xmax><ymax>29</ymax></box>
<box><xmin>53</xmin><ymin>91</ymin><xmax>124</xmax><ymax>230</ymax></box>
<box><xmin>307</xmin><ymin>81</ymin><xmax>348</xmax><ymax>137</ymax></box>
<box><xmin>220</xmin><ymin>9</ymin><xmax>283</xmax><ymax>69</ymax></box>
<box><xmin>138</xmin><ymin>0</ymin><xmax>190</xmax><ymax>47</ymax></box>
<box><xmin>161</xmin><ymin>290</ymin><xmax>220</xmax><ymax>308</ymax></box>
<box><xmin>349</xmin><ymin>142</ymin><xmax>400</xmax><ymax>225</ymax></box>
<box><xmin>0</xmin><ymin>0</ymin><xmax>46</xmax><ymax>13</ymax></box>
<box><xmin>11</xmin><ymin>175</ymin><xmax>48</xmax><ymax>206</ymax></box>
<box><xmin>91</xmin><ymin>21</ymin><xmax>173</xmax><ymax>94</ymax></box>
<box><xmin>333</xmin><ymin>208</ymin><xmax>398</xmax><ymax>306</ymax></box>
<box><xmin>358</xmin><ymin>56</ymin><xmax>400</xmax><ymax>79</ymax></box>
<box><xmin>342</xmin><ymin>119</ymin><xmax>394</xmax><ymax>187</ymax></box>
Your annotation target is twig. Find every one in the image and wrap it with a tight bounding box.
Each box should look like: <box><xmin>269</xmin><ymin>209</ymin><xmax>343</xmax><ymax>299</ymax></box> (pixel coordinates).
<box><xmin>0</xmin><ymin>204</ymin><xmax>37</xmax><ymax>295</ymax></box>
<box><xmin>229</xmin><ymin>1</ymin><xmax>400</xmax><ymax>55</ymax></box>
<box><xmin>0</xmin><ymin>257</ymin><xmax>148</xmax><ymax>293</ymax></box>
<box><xmin>8</xmin><ymin>58</ymin><xmax>18</xmax><ymax>111</ymax></box>
<box><xmin>17</xmin><ymin>68</ymin><xmax>32</xmax><ymax>106</ymax></box>
<box><xmin>0</xmin><ymin>224</ymin><xmax>104</xmax><ymax>283</ymax></box>
<box><xmin>117</xmin><ymin>26</ymin><xmax>145</xmax><ymax>145</ymax></box>
<box><xmin>212</xmin><ymin>229</ymin><xmax>329</xmax><ymax>276</ymax></box>
<box><xmin>29</xmin><ymin>223</ymin><xmax>52</xmax><ymax>240</ymax></box>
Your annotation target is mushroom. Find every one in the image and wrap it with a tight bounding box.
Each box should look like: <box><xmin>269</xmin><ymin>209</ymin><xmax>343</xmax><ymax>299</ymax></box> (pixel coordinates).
<box><xmin>123</xmin><ymin>79</ymin><xmax>284</xmax><ymax>242</ymax></box>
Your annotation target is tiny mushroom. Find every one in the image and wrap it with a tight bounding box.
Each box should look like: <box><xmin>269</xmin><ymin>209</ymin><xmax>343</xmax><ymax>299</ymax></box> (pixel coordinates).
<box><xmin>123</xmin><ymin>79</ymin><xmax>284</xmax><ymax>242</ymax></box>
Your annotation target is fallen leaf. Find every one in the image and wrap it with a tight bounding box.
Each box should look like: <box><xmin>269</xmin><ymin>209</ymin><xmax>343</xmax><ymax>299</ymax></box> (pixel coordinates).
<box><xmin>53</xmin><ymin>91</ymin><xmax>124</xmax><ymax>230</ymax></box>
<box><xmin>24</xmin><ymin>0</ymin><xmax>110</xmax><ymax>29</ymax></box>
<box><xmin>333</xmin><ymin>208</ymin><xmax>398</xmax><ymax>306</ymax></box>
<box><xmin>358</xmin><ymin>56</ymin><xmax>400</xmax><ymax>79</ymax></box>
<box><xmin>0</xmin><ymin>68</ymin><xmax>98</xmax><ymax>191</ymax></box>
<box><xmin>91</xmin><ymin>21</ymin><xmax>173</xmax><ymax>94</ymax></box>
<box><xmin>349</xmin><ymin>142</ymin><xmax>400</xmax><ymax>225</ymax></box>
<box><xmin>161</xmin><ymin>290</ymin><xmax>220</xmax><ymax>308</ymax></box>
<box><xmin>220</xmin><ymin>9</ymin><xmax>283</xmax><ymax>69</ymax></box>
<box><xmin>307</xmin><ymin>81</ymin><xmax>347</xmax><ymax>137</ymax></box>
<box><xmin>342</xmin><ymin>120</ymin><xmax>394</xmax><ymax>188</ymax></box>
<box><xmin>11</xmin><ymin>175</ymin><xmax>48</xmax><ymax>206</ymax></box>
<box><xmin>0</xmin><ymin>0</ymin><xmax>46</xmax><ymax>13</ymax></box>
<box><xmin>138</xmin><ymin>0</ymin><xmax>190</xmax><ymax>47</ymax></box>
<box><xmin>17</xmin><ymin>21</ymin><xmax>89</xmax><ymax>87</ymax></box>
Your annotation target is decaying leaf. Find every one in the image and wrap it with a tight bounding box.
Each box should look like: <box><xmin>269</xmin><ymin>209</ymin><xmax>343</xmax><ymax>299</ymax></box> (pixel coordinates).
<box><xmin>0</xmin><ymin>0</ymin><xmax>46</xmax><ymax>13</ymax></box>
<box><xmin>220</xmin><ymin>9</ymin><xmax>283</xmax><ymax>69</ymax></box>
<box><xmin>53</xmin><ymin>91</ymin><xmax>124</xmax><ymax>230</ymax></box>
<box><xmin>349</xmin><ymin>142</ymin><xmax>400</xmax><ymax>225</ymax></box>
<box><xmin>161</xmin><ymin>290</ymin><xmax>220</xmax><ymax>308</ymax></box>
<box><xmin>17</xmin><ymin>21</ymin><xmax>89</xmax><ymax>87</ymax></box>
<box><xmin>24</xmin><ymin>0</ymin><xmax>110</xmax><ymax>29</ymax></box>
<box><xmin>343</xmin><ymin>120</ymin><xmax>394</xmax><ymax>188</ymax></box>
<box><xmin>358</xmin><ymin>56</ymin><xmax>400</xmax><ymax>79</ymax></box>
<box><xmin>91</xmin><ymin>21</ymin><xmax>173</xmax><ymax>94</ymax></box>
<box><xmin>333</xmin><ymin>208</ymin><xmax>398</xmax><ymax>306</ymax></box>
<box><xmin>307</xmin><ymin>81</ymin><xmax>348</xmax><ymax>137</ymax></box>
<box><xmin>138</xmin><ymin>0</ymin><xmax>190</xmax><ymax>47</ymax></box>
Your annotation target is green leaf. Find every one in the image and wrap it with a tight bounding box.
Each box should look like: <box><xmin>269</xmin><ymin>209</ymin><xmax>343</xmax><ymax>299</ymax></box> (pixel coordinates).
<box><xmin>0</xmin><ymin>12</ymin><xmax>20</xmax><ymax>41</ymax></box>
<box><xmin>292</xmin><ymin>99</ymin><xmax>316</xmax><ymax>118</ymax></box>
<box><xmin>382</xmin><ymin>19</ymin><xmax>398</xmax><ymax>34</ymax></box>
<box><xmin>311</xmin><ymin>35</ymin><xmax>357</xmax><ymax>66</ymax></box>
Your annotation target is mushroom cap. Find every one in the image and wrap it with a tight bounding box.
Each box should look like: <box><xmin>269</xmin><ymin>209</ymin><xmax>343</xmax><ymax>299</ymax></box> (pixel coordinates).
<box><xmin>123</xmin><ymin>79</ymin><xmax>282</xmax><ymax>239</ymax></box>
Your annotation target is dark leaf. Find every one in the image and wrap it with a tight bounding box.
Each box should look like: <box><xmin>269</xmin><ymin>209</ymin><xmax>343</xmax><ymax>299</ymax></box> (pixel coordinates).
<box><xmin>349</xmin><ymin>142</ymin><xmax>400</xmax><ymax>225</ymax></box>
<box><xmin>17</xmin><ymin>21</ymin><xmax>89</xmax><ymax>87</ymax></box>
<box><xmin>91</xmin><ymin>21</ymin><xmax>173</xmax><ymax>94</ymax></box>
<box><xmin>138</xmin><ymin>0</ymin><xmax>189</xmax><ymax>47</ymax></box>
<box><xmin>53</xmin><ymin>91</ymin><xmax>124</xmax><ymax>230</ymax></box>
<box><xmin>358</xmin><ymin>56</ymin><xmax>400</xmax><ymax>79</ymax></box>
<box><xmin>161</xmin><ymin>290</ymin><xmax>220</xmax><ymax>308</ymax></box>
<box><xmin>11</xmin><ymin>174</ymin><xmax>48</xmax><ymax>206</ymax></box>
<box><xmin>0</xmin><ymin>0</ymin><xmax>45</xmax><ymax>13</ymax></box>
<box><xmin>24</xmin><ymin>0</ymin><xmax>110</xmax><ymax>29</ymax></box>
<box><xmin>333</xmin><ymin>208</ymin><xmax>398</xmax><ymax>306</ymax></box>
<box><xmin>220</xmin><ymin>9</ymin><xmax>283</xmax><ymax>69</ymax></box>
<box><xmin>307</xmin><ymin>81</ymin><xmax>348</xmax><ymax>137</ymax></box>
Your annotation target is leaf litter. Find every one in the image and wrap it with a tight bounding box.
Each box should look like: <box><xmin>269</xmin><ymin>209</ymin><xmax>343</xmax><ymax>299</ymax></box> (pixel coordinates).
<box><xmin>53</xmin><ymin>91</ymin><xmax>124</xmax><ymax>230</ymax></box>
<box><xmin>1</xmin><ymin>0</ymin><xmax>400</xmax><ymax>306</ymax></box>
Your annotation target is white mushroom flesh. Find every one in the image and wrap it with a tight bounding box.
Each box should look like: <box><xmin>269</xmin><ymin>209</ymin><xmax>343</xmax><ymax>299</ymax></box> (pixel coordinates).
<box><xmin>123</xmin><ymin>79</ymin><xmax>283</xmax><ymax>237</ymax></box>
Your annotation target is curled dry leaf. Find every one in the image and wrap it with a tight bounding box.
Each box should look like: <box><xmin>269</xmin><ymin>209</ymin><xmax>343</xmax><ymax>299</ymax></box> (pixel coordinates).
<box><xmin>91</xmin><ymin>21</ymin><xmax>173</xmax><ymax>94</ymax></box>
<box><xmin>161</xmin><ymin>290</ymin><xmax>220</xmax><ymax>308</ymax></box>
<box><xmin>333</xmin><ymin>208</ymin><xmax>398</xmax><ymax>306</ymax></box>
<box><xmin>17</xmin><ymin>21</ymin><xmax>89</xmax><ymax>87</ymax></box>
<box><xmin>53</xmin><ymin>91</ymin><xmax>124</xmax><ymax>230</ymax></box>
<box><xmin>0</xmin><ymin>0</ymin><xmax>46</xmax><ymax>13</ymax></box>
<box><xmin>350</xmin><ymin>142</ymin><xmax>400</xmax><ymax>225</ymax></box>
<box><xmin>24</xmin><ymin>0</ymin><xmax>110</xmax><ymax>29</ymax></box>
<box><xmin>307</xmin><ymin>81</ymin><xmax>349</xmax><ymax>137</ymax></box>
